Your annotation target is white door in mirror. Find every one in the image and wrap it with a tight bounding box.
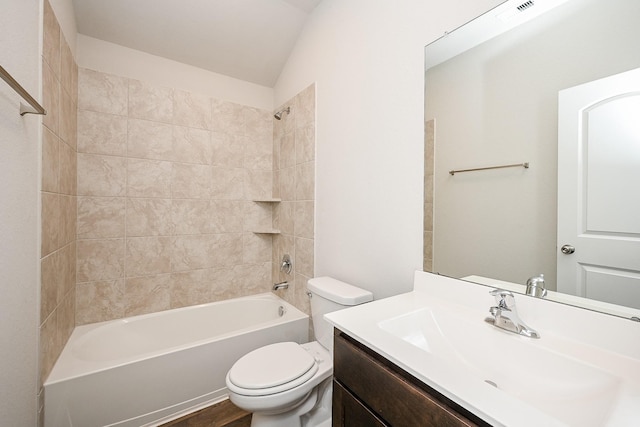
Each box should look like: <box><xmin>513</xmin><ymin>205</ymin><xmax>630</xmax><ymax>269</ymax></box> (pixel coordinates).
<box><xmin>557</xmin><ymin>67</ymin><xmax>640</xmax><ymax>309</ymax></box>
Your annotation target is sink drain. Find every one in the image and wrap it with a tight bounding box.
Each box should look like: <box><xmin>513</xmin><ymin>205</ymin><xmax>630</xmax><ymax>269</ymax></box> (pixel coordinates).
<box><xmin>484</xmin><ymin>380</ymin><xmax>498</xmax><ymax>388</ymax></box>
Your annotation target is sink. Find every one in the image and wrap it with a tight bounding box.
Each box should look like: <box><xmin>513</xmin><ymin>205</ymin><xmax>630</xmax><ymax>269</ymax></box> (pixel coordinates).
<box><xmin>379</xmin><ymin>305</ymin><xmax>623</xmax><ymax>426</ymax></box>
<box><xmin>326</xmin><ymin>271</ymin><xmax>640</xmax><ymax>427</ymax></box>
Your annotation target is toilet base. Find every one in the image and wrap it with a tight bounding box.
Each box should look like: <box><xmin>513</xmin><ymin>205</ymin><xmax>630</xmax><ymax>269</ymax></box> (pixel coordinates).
<box><xmin>250</xmin><ymin>389</ymin><xmax>317</xmax><ymax>427</ymax></box>
<box><xmin>249</xmin><ymin>378</ymin><xmax>332</xmax><ymax>427</ymax></box>
<box><xmin>301</xmin><ymin>378</ymin><xmax>332</xmax><ymax>427</ymax></box>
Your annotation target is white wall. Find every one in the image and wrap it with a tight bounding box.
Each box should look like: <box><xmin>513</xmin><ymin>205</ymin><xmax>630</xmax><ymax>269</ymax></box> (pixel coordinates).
<box><xmin>0</xmin><ymin>1</ymin><xmax>41</xmax><ymax>425</ymax></box>
<box><xmin>274</xmin><ymin>0</ymin><xmax>502</xmax><ymax>298</ymax></box>
<box><xmin>77</xmin><ymin>35</ymin><xmax>274</xmax><ymax>110</ymax></box>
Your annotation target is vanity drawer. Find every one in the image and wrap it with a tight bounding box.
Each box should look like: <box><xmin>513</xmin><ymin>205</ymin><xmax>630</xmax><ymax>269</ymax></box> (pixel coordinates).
<box><xmin>333</xmin><ymin>380</ymin><xmax>387</xmax><ymax>427</ymax></box>
<box><xmin>333</xmin><ymin>330</ymin><xmax>488</xmax><ymax>427</ymax></box>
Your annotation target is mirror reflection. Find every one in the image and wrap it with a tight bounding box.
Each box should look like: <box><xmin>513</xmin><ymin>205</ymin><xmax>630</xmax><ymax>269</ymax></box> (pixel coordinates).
<box><xmin>424</xmin><ymin>0</ymin><xmax>640</xmax><ymax>316</ymax></box>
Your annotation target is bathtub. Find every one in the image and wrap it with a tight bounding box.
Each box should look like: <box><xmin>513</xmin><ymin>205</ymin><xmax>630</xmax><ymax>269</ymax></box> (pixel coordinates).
<box><xmin>44</xmin><ymin>293</ymin><xmax>309</xmax><ymax>427</ymax></box>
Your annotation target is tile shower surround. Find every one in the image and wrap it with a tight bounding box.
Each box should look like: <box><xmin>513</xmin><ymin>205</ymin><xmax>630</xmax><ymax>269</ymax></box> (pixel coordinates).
<box><xmin>38</xmin><ymin>2</ymin><xmax>314</xmax><ymax>423</ymax></box>
<box><xmin>424</xmin><ymin>119</ymin><xmax>434</xmax><ymax>272</ymax></box>
<box><xmin>76</xmin><ymin>68</ymin><xmax>316</xmax><ymax>325</ymax></box>
<box><xmin>271</xmin><ymin>85</ymin><xmax>315</xmax><ymax>317</ymax></box>
<box><xmin>40</xmin><ymin>0</ymin><xmax>78</xmax><ymax>418</ymax></box>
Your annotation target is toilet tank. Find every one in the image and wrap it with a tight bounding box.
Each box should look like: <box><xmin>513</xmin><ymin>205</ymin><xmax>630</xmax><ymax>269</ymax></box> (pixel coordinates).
<box><xmin>307</xmin><ymin>277</ymin><xmax>373</xmax><ymax>352</ymax></box>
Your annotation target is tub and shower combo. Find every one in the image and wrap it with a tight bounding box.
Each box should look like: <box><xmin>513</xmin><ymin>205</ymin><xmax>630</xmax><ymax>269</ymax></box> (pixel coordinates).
<box><xmin>44</xmin><ymin>293</ymin><xmax>308</xmax><ymax>427</ymax></box>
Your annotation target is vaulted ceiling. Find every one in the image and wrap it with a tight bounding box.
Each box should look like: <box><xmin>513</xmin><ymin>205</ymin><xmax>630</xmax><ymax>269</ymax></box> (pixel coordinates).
<box><xmin>72</xmin><ymin>0</ymin><xmax>323</xmax><ymax>87</ymax></box>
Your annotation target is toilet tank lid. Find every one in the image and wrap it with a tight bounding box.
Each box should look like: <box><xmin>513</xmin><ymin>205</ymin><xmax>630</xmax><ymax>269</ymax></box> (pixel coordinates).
<box><xmin>307</xmin><ymin>277</ymin><xmax>373</xmax><ymax>305</ymax></box>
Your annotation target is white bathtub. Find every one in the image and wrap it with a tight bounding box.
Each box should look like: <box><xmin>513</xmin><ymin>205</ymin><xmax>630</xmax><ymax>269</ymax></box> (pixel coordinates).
<box><xmin>44</xmin><ymin>293</ymin><xmax>309</xmax><ymax>427</ymax></box>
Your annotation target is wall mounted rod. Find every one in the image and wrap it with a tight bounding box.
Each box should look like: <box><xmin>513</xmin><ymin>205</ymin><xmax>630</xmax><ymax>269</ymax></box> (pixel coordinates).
<box><xmin>0</xmin><ymin>65</ymin><xmax>46</xmax><ymax>116</ymax></box>
<box><xmin>449</xmin><ymin>162</ymin><xmax>529</xmax><ymax>176</ymax></box>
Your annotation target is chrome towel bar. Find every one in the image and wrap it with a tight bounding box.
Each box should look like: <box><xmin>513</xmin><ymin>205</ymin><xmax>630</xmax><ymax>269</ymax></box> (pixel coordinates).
<box><xmin>449</xmin><ymin>162</ymin><xmax>529</xmax><ymax>176</ymax></box>
<box><xmin>0</xmin><ymin>65</ymin><xmax>46</xmax><ymax>116</ymax></box>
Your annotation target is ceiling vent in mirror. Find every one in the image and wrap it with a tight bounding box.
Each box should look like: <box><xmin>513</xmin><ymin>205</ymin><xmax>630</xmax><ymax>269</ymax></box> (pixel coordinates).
<box><xmin>517</xmin><ymin>1</ymin><xmax>535</xmax><ymax>12</ymax></box>
<box><xmin>497</xmin><ymin>0</ymin><xmax>536</xmax><ymax>22</ymax></box>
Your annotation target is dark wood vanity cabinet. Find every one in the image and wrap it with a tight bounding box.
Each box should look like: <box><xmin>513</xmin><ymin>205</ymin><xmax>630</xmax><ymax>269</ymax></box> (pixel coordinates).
<box><xmin>332</xmin><ymin>330</ymin><xmax>491</xmax><ymax>427</ymax></box>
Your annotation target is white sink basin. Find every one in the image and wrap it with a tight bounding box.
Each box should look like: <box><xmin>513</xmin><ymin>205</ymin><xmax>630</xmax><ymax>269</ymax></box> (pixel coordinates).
<box><xmin>378</xmin><ymin>306</ymin><xmax>621</xmax><ymax>426</ymax></box>
<box><xmin>325</xmin><ymin>271</ymin><xmax>640</xmax><ymax>427</ymax></box>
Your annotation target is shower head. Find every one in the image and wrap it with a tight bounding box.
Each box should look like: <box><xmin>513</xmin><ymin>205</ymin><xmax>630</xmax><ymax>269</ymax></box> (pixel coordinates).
<box><xmin>274</xmin><ymin>106</ymin><xmax>290</xmax><ymax>120</ymax></box>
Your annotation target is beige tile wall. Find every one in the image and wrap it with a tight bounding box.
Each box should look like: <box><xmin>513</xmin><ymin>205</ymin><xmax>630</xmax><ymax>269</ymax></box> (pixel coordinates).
<box><xmin>76</xmin><ymin>68</ymin><xmax>278</xmax><ymax>324</ymax></box>
<box><xmin>272</xmin><ymin>85</ymin><xmax>316</xmax><ymax>316</ymax></box>
<box><xmin>40</xmin><ymin>0</ymin><xmax>78</xmax><ymax>405</ymax></box>
<box><xmin>424</xmin><ymin>119</ymin><xmax>435</xmax><ymax>271</ymax></box>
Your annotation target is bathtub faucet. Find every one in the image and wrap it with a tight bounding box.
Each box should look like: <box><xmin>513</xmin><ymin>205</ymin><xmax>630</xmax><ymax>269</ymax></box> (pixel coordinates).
<box><xmin>280</xmin><ymin>254</ymin><xmax>292</xmax><ymax>275</ymax></box>
<box><xmin>273</xmin><ymin>281</ymin><xmax>289</xmax><ymax>291</ymax></box>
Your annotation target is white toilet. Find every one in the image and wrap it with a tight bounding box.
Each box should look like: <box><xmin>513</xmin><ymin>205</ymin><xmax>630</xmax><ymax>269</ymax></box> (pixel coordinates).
<box><xmin>225</xmin><ymin>277</ymin><xmax>373</xmax><ymax>427</ymax></box>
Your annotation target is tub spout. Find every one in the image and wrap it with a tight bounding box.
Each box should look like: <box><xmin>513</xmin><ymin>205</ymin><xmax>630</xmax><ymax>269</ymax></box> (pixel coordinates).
<box><xmin>273</xmin><ymin>281</ymin><xmax>289</xmax><ymax>291</ymax></box>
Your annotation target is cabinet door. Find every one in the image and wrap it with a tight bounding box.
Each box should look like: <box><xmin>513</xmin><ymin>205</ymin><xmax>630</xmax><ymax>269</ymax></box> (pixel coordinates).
<box><xmin>334</xmin><ymin>331</ymin><xmax>488</xmax><ymax>427</ymax></box>
<box><xmin>333</xmin><ymin>381</ymin><xmax>387</xmax><ymax>427</ymax></box>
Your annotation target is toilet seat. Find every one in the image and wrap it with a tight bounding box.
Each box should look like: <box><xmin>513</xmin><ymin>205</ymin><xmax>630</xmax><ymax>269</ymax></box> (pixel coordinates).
<box><xmin>227</xmin><ymin>342</ymin><xmax>319</xmax><ymax>396</ymax></box>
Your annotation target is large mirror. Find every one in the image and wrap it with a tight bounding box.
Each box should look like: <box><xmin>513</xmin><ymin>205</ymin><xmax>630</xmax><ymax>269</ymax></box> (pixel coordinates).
<box><xmin>425</xmin><ymin>0</ymin><xmax>640</xmax><ymax>317</ymax></box>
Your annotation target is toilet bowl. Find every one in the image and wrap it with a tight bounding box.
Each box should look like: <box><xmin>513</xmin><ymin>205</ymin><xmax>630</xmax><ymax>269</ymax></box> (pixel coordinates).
<box><xmin>225</xmin><ymin>277</ymin><xmax>373</xmax><ymax>427</ymax></box>
<box><xmin>226</xmin><ymin>342</ymin><xmax>331</xmax><ymax>423</ymax></box>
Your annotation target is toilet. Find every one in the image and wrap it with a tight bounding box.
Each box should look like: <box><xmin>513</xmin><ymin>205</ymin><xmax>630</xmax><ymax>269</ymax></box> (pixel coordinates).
<box><xmin>225</xmin><ymin>277</ymin><xmax>373</xmax><ymax>427</ymax></box>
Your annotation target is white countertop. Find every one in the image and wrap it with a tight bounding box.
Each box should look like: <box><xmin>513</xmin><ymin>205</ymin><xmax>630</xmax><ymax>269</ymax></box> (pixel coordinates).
<box><xmin>325</xmin><ymin>271</ymin><xmax>640</xmax><ymax>427</ymax></box>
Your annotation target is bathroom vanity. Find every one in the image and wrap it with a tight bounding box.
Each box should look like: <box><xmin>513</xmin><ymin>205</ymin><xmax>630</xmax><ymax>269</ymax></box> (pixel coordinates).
<box><xmin>333</xmin><ymin>329</ymin><xmax>488</xmax><ymax>426</ymax></box>
<box><xmin>325</xmin><ymin>271</ymin><xmax>640</xmax><ymax>427</ymax></box>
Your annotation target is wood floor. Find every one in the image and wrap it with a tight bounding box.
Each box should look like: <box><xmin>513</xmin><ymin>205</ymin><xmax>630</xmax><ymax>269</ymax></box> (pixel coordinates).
<box><xmin>160</xmin><ymin>399</ymin><xmax>251</xmax><ymax>427</ymax></box>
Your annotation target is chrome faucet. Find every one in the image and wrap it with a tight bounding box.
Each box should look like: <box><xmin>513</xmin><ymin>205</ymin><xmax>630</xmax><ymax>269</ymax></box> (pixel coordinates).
<box><xmin>525</xmin><ymin>274</ymin><xmax>547</xmax><ymax>298</ymax></box>
<box><xmin>486</xmin><ymin>289</ymin><xmax>540</xmax><ymax>338</ymax></box>
<box><xmin>280</xmin><ymin>254</ymin><xmax>292</xmax><ymax>275</ymax></box>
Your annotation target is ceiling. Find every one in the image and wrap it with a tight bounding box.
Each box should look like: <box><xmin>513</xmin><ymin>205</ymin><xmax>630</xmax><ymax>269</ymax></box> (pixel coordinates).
<box><xmin>72</xmin><ymin>0</ymin><xmax>323</xmax><ymax>87</ymax></box>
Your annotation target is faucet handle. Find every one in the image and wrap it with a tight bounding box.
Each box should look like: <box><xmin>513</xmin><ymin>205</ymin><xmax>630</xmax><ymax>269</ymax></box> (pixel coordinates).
<box><xmin>490</xmin><ymin>289</ymin><xmax>515</xmax><ymax>309</ymax></box>
<box><xmin>280</xmin><ymin>254</ymin><xmax>292</xmax><ymax>274</ymax></box>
